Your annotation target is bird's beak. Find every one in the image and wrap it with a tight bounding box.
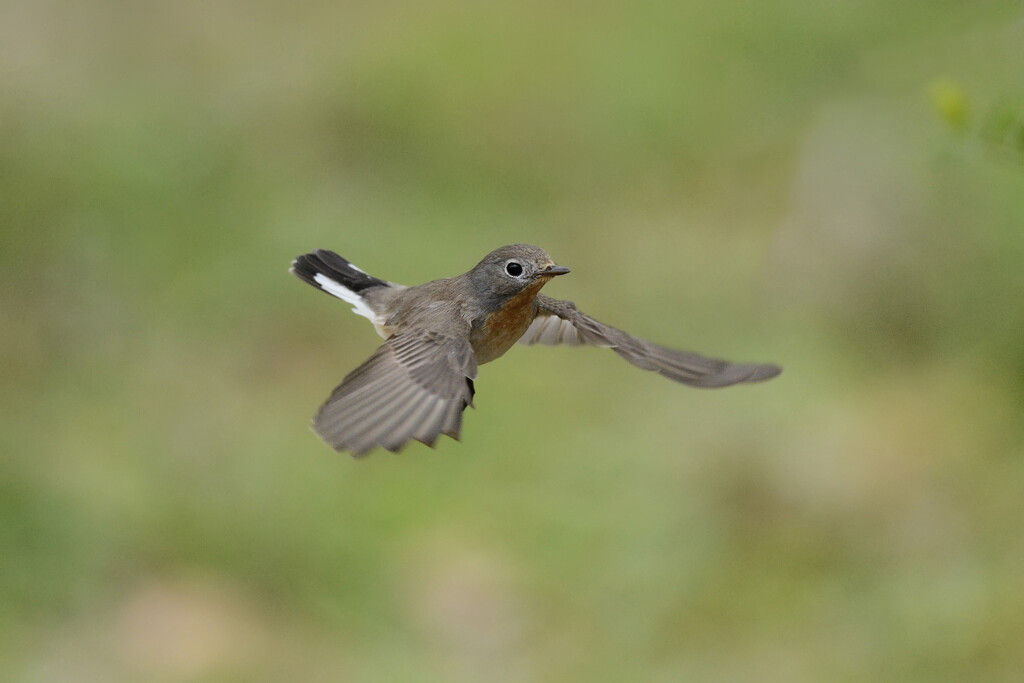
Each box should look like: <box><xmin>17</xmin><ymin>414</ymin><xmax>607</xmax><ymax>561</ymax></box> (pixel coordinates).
<box><xmin>540</xmin><ymin>265</ymin><xmax>571</xmax><ymax>277</ymax></box>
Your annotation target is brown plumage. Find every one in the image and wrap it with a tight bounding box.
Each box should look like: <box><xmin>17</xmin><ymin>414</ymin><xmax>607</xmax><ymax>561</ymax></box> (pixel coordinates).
<box><xmin>291</xmin><ymin>244</ymin><xmax>781</xmax><ymax>456</ymax></box>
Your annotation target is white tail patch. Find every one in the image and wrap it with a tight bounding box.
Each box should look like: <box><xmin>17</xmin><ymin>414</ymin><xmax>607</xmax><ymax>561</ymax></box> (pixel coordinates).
<box><xmin>313</xmin><ymin>273</ymin><xmax>378</xmax><ymax>323</ymax></box>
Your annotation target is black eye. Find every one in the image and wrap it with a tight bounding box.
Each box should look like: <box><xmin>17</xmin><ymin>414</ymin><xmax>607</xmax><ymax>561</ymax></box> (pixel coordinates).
<box><xmin>505</xmin><ymin>261</ymin><xmax>524</xmax><ymax>277</ymax></box>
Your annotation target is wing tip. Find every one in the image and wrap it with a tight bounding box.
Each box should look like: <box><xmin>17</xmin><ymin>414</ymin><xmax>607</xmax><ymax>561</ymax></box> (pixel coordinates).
<box><xmin>688</xmin><ymin>361</ymin><xmax>783</xmax><ymax>388</ymax></box>
<box><xmin>748</xmin><ymin>363</ymin><xmax>782</xmax><ymax>383</ymax></box>
<box><xmin>313</xmin><ymin>423</ymin><xmax>467</xmax><ymax>458</ymax></box>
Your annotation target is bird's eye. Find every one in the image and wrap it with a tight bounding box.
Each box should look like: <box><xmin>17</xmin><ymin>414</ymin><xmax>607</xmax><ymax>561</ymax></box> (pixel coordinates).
<box><xmin>505</xmin><ymin>261</ymin><xmax>524</xmax><ymax>277</ymax></box>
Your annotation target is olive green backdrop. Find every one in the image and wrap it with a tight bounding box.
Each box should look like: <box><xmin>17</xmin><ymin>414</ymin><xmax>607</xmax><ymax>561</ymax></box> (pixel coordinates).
<box><xmin>3</xmin><ymin>1</ymin><xmax>1023</xmax><ymax>680</ymax></box>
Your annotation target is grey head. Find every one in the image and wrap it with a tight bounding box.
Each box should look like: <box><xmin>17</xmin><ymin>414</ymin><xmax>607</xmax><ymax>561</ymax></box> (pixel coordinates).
<box><xmin>466</xmin><ymin>244</ymin><xmax>570</xmax><ymax>309</ymax></box>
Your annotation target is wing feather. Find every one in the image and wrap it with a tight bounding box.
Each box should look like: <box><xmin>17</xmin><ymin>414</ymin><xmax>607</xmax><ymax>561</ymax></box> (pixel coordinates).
<box><xmin>312</xmin><ymin>327</ymin><xmax>477</xmax><ymax>456</ymax></box>
<box><xmin>521</xmin><ymin>295</ymin><xmax>781</xmax><ymax>388</ymax></box>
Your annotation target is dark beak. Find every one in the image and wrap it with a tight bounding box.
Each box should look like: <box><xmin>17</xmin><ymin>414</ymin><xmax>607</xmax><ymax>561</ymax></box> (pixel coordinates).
<box><xmin>541</xmin><ymin>265</ymin><xmax>571</xmax><ymax>277</ymax></box>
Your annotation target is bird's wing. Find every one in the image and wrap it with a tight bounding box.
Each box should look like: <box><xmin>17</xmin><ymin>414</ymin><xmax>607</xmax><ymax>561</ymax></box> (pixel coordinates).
<box><xmin>519</xmin><ymin>295</ymin><xmax>781</xmax><ymax>388</ymax></box>
<box><xmin>313</xmin><ymin>329</ymin><xmax>477</xmax><ymax>456</ymax></box>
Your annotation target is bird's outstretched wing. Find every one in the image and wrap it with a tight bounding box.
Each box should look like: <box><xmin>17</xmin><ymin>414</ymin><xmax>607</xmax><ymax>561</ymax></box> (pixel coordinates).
<box><xmin>313</xmin><ymin>330</ymin><xmax>477</xmax><ymax>456</ymax></box>
<box><xmin>519</xmin><ymin>295</ymin><xmax>781</xmax><ymax>388</ymax></box>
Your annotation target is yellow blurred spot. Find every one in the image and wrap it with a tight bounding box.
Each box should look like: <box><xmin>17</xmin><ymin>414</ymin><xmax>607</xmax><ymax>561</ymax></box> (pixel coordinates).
<box><xmin>929</xmin><ymin>79</ymin><xmax>970</xmax><ymax>133</ymax></box>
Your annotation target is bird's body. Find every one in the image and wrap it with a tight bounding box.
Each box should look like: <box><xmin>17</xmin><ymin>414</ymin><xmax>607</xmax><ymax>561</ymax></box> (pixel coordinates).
<box><xmin>291</xmin><ymin>244</ymin><xmax>780</xmax><ymax>456</ymax></box>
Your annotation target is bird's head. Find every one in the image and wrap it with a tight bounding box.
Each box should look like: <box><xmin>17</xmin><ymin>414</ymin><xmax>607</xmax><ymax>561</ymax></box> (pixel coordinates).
<box><xmin>468</xmin><ymin>244</ymin><xmax>570</xmax><ymax>303</ymax></box>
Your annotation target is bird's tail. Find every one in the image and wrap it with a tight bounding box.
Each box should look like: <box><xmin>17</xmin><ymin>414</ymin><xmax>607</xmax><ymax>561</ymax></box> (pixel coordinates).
<box><xmin>291</xmin><ymin>249</ymin><xmax>389</xmax><ymax>294</ymax></box>
<box><xmin>290</xmin><ymin>249</ymin><xmax>394</xmax><ymax>322</ymax></box>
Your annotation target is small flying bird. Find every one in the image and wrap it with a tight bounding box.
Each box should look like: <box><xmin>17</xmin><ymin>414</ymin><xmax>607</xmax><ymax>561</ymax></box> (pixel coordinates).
<box><xmin>291</xmin><ymin>244</ymin><xmax>781</xmax><ymax>456</ymax></box>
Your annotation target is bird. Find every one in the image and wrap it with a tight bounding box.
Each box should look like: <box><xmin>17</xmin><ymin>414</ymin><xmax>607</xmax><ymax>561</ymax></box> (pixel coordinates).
<box><xmin>290</xmin><ymin>244</ymin><xmax>781</xmax><ymax>456</ymax></box>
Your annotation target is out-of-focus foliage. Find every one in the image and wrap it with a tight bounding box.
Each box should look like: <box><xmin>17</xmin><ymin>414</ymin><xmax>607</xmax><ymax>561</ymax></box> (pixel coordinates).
<box><xmin>932</xmin><ymin>79</ymin><xmax>1024</xmax><ymax>164</ymax></box>
<box><xmin>930</xmin><ymin>79</ymin><xmax>971</xmax><ymax>133</ymax></box>
<box><xmin>2</xmin><ymin>1</ymin><xmax>1023</xmax><ymax>681</ymax></box>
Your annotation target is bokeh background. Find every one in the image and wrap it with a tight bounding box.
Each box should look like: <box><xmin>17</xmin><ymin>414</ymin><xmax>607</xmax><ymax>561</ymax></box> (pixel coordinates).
<box><xmin>3</xmin><ymin>1</ymin><xmax>1024</xmax><ymax>681</ymax></box>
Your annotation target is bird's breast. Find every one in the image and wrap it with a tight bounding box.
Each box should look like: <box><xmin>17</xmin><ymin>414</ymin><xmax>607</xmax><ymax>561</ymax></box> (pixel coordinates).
<box><xmin>470</xmin><ymin>286</ymin><xmax>542</xmax><ymax>364</ymax></box>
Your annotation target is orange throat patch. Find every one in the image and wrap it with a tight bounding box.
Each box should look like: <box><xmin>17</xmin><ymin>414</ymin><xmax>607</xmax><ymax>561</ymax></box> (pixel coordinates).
<box><xmin>471</xmin><ymin>281</ymin><xmax>546</xmax><ymax>363</ymax></box>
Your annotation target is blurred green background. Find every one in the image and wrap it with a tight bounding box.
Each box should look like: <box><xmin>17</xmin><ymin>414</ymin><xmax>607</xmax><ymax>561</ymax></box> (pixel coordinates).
<box><xmin>3</xmin><ymin>1</ymin><xmax>1024</xmax><ymax>681</ymax></box>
